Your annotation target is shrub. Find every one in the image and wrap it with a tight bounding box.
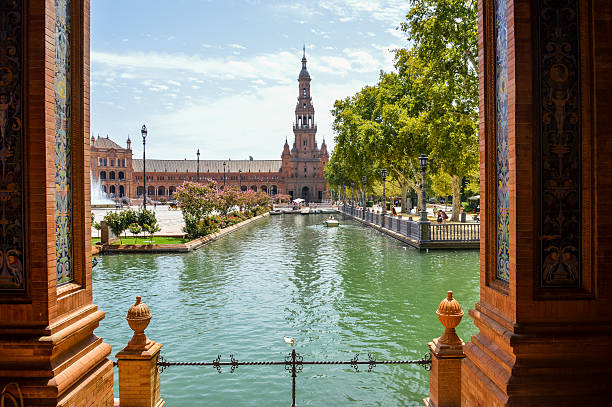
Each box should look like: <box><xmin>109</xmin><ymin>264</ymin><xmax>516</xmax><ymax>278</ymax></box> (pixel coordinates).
<box><xmin>103</xmin><ymin>211</ymin><xmax>125</xmax><ymax>243</ymax></box>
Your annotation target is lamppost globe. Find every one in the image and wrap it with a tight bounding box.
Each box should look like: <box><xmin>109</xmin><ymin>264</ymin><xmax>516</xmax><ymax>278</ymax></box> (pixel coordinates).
<box><xmin>381</xmin><ymin>168</ymin><xmax>387</xmax><ymax>181</ymax></box>
<box><xmin>141</xmin><ymin>125</ymin><xmax>147</xmax><ymax>140</ymax></box>
<box><xmin>419</xmin><ymin>154</ymin><xmax>428</xmax><ymax>172</ymax></box>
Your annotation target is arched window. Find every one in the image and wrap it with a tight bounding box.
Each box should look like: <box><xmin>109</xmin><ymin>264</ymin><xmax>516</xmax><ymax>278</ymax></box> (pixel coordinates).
<box><xmin>109</xmin><ymin>171</ymin><xmax>115</xmax><ymax>180</ymax></box>
<box><xmin>102</xmin><ymin>185</ymin><xmax>107</xmax><ymax>193</ymax></box>
<box><xmin>169</xmin><ymin>186</ymin><xmax>176</xmax><ymax>195</ymax></box>
<box><xmin>148</xmin><ymin>186</ymin><xmax>155</xmax><ymax>196</ymax></box>
<box><xmin>98</xmin><ymin>158</ymin><xmax>103</xmax><ymax>166</ymax></box>
<box><xmin>261</xmin><ymin>186</ymin><xmax>267</xmax><ymax>194</ymax></box>
<box><xmin>119</xmin><ymin>185</ymin><xmax>125</xmax><ymax>197</ymax></box>
<box><xmin>109</xmin><ymin>185</ymin><xmax>116</xmax><ymax>195</ymax></box>
<box><xmin>122</xmin><ymin>159</ymin><xmax>125</xmax><ymax>167</ymax></box>
<box><xmin>118</xmin><ymin>171</ymin><xmax>124</xmax><ymax>180</ymax></box>
<box><xmin>137</xmin><ymin>186</ymin><xmax>144</xmax><ymax>196</ymax></box>
<box><xmin>100</xmin><ymin>171</ymin><xmax>106</xmax><ymax>180</ymax></box>
<box><xmin>250</xmin><ymin>185</ymin><xmax>257</xmax><ymax>192</ymax></box>
<box><xmin>158</xmin><ymin>186</ymin><xmax>165</xmax><ymax>196</ymax></box>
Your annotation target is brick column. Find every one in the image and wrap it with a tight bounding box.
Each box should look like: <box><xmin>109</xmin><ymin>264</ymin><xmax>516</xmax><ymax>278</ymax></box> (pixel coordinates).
<box><xmin>116</xmin><ymin>297</ymin><xmax>165</xmax><ymax>407</ymax></box>
<box><xmin>424</xmin><ymin>291</ymin><xmax>465</xmax><ymax>407</ymax></box>
<box><xmin>463</xmin><ymin>0</ymin><xmax>612</xmax><ymax>404</ymax></box>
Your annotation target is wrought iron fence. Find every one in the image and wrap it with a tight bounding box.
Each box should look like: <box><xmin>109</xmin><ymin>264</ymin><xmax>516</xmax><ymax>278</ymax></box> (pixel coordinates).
<box><xmin>156</xmin><ymin>349</ymin><xmax>431</xmax><ymax>406</ymax></box>
<box><xmin>341</xmin><ymin>207</ymin><xmax>479</xmax><ymax>244</ymax></box>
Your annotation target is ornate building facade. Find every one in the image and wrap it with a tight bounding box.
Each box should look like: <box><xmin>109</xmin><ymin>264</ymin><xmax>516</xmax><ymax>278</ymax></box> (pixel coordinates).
<box><xmin>90</xmin><ymin>52</ymin><xmax>328</xmax><ymax>202</ymax></box>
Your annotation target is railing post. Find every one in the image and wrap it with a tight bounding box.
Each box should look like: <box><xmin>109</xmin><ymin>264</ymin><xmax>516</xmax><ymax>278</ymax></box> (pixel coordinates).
<box><xmin>419</xmin><ymin>220</ymin><xmax>430</xmax><ymax>242</ymax></box>
<box><xmin>425</xmin><ymin>291</ymin><xmax>465</xmax><ymax>407</ymax></box>
<box><xmin>116</xmin><ymin>296</ymin><xmax>165</xmax><ymax>407</ymax></box>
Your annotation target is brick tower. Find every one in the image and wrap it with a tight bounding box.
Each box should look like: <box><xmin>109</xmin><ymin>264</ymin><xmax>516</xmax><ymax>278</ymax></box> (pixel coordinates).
<box><xmin>283</xmin><ymin>47</ymin><xmax>328</xmax><ymax>202</ymax></box>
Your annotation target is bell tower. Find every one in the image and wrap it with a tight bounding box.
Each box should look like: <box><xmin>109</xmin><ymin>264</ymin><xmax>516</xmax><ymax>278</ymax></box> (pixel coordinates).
<box><xmin>293</xmin><ymin>45</ymin><xmax>317</xmax><ymax>156</ymax></box>
<box><xmin>282</xmin><ymin>47</ymin><xmax>328</xmax><ymax>202</ymax></box>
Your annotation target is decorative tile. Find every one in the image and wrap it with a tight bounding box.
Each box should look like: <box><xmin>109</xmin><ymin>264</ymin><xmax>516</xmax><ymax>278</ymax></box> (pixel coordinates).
<box><xmin>538</xmin><ymin>0</ymin><xmax>581</xmax><ymax>288</ymax></box>
<box><xmin>0</xmin><ymin>0</ymin><xmax>25</xmax><ymax>291</ymax></box>
<box><xmin>495</xmin><ymin>0</ymin><xmax>510</xmax><ymax>283</ymax></box>
<box><xmin>55</xmin><ymin>0</ymin><xmax>73</xmax><ymax>285</ymax></box>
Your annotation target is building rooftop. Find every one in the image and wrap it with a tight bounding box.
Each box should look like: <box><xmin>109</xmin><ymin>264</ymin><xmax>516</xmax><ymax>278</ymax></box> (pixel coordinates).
<box><xmin>132</xmin><ymin>159</ymin><xmax>282</xmax><ymax>173</ymax></box>
<box><xmin>92</xmin><ymin>136</ymin><xmax>127</xmax><ymax>151</ymax></box>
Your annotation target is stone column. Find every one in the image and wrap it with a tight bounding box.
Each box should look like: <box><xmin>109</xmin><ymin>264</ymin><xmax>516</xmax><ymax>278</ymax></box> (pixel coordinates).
<box><xmin>462</xmin><ymin>0</ymin><xmax>612</xmax><ymax>404</ymax></box>
<box><xmin>116</xmin><ymin>297</ymin><xmax>165</xmax><ymax>407</ymax></box>
<box><xmin>424</xmin><ymin>291</ymin><xmax>465</xmax><ymax>407</ymax></box>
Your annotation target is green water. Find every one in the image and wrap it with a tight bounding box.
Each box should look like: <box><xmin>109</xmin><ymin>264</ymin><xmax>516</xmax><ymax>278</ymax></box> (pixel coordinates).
<box><xmin>93</xmin><ymin>213</ymin><xmax>479</xmax><ymax>406</ymax></box>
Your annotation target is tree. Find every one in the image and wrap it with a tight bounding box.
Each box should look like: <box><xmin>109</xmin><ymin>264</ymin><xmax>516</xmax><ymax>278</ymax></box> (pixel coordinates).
<box><xmin>400</xmin><ymin>0</ymin><xmax>479</xmax><ymax>220</ymax></box>
<box><xmin>128</xmin><ymin>223</ymin><xmax>142</xmax><ymax>244</ymax></box>
<box><xmin>103</xmin><ymin>211</ymin><xmax>125</xmax><ymax>244</ymax></box>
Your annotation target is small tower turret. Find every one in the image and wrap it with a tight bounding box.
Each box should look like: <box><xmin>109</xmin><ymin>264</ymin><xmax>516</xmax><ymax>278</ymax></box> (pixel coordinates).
<box><xmin>126</xmin><ymin>135</ymin><xmax>131</xmax><ymax>150</ymax></box>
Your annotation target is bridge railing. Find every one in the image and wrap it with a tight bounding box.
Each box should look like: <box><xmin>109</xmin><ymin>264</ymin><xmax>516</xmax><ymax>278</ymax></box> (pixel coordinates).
<box><xmin>340</xmin><ymin>206</ymin><xmax>479</xmax><ymax>246</ymax></box>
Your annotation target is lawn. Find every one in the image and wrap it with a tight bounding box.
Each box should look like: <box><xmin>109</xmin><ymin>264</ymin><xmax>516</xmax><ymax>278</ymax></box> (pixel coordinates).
<box><xmin>109</xmin><ymin>236</ymin><xmax>189</xmax><ymax>245</ymax></box>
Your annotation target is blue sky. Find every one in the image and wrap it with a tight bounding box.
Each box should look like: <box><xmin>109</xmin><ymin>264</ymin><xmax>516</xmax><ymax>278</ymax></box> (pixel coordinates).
<box><xmin>90</xmin><ymin>0</ymin><xmax>409</xmax><ymax>160</ymax></box>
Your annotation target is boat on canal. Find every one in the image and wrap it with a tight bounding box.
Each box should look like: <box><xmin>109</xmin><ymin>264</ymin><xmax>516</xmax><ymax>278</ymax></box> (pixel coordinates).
<box><xmin>300</xmin><ymin>207</ymin><xmax>310</xmax><ymax>215</ymax></box>
<box><xmin>324</xmin><ymin>216</ymin><xmax>339</xmax><ymax>227</ymax></box>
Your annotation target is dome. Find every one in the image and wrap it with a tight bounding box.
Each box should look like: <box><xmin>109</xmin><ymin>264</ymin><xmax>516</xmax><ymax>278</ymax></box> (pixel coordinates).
<box><xmin>299</xmin><ymin>66</ymin><xmax>310</xmax><ymax>79</ymax></box>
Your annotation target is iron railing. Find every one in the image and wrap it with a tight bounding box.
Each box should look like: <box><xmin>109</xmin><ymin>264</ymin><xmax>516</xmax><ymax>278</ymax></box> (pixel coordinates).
<box><xmin>341</xmin><ymin>205</ymin><xmax>479</xmax><ymax>244</ymax></box>
<box><xmin>155</xmin><ymin>349</ymin><xmax>431</xmax><ymax>406</ymax></box>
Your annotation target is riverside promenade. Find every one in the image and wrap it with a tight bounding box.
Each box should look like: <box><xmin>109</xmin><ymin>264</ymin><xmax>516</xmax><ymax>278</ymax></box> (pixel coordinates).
<box><xmin>339</xmin><ymin>205</ymin><xmax>479</xmax><ymax>250</ymax></box>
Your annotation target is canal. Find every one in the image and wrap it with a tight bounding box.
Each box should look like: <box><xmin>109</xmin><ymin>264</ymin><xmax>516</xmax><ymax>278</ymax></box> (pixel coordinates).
<box><xmin>93</xmin><ymin>213</ymin><xmax>480</xmax><ymax>406</ymax></box>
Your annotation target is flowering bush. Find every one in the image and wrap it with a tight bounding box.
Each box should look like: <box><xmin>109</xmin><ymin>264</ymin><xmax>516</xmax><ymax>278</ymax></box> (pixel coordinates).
<box><xmin>273</xmin><ymin>194</ymin><xmax>291</xmax><ymax>204</ymax></box>
<box><xmin>176</xmin><ymin>181</ymin><xmax>271</xmax><ymax>239</ymax></box>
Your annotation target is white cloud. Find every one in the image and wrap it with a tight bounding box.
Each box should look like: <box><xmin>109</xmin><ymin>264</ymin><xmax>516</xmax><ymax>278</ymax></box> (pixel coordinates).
<box><xmin>92</xmin><ymin>50</ymin><xmax>301</xmax><ymax>84</ymax></box>
<box><xmin>140</xmin><ymin>80</ymin><xmax>364</xmax><ymax>159</ymax></box>
<box><xmin>228</xmin><ymin>43</ymin><xmax>246</xmax><ymax>49</ymax></box>
<box><xmin>167</xmin><ymin>80</ymin><xmax>181</xmax><ymax>87</ymax></box>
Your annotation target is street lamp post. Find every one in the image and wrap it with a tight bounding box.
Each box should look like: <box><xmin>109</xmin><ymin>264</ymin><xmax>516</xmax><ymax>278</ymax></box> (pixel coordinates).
<box><xmin>362</xmin><ymin>175</ymin><xmax>366</xmax><ymax>220</ymax></box>
<box><xmin>239</xmin><ymin>169</ymin><xmax>242</xmax><ymax>190</ymax></box>
<box><xmin>351</xmin><ymin>181</ymin><xmax>355</xmax><ymax>213</ymax></box>
<box><xmin>196</xmin><ymin>149</ymin><xmax>200</xmax><ymax>182</ymax></box>
<box><xmin>381</xmin><ymin>169</ymin><xmax>387</xmax><ymax>227</ymax></box>
<box><xmin>419</xmin><ymin>154</ymin><xmax>429</xmax><ymax>222</ymax></box>
<box><xmin>223</xmin><ymin>162</ymin><xmax>226</xmax><ymax>189</ymax></box>
<box><xmin>141</xmin><ymin>125</ymin><xmax>147</xmax><ymax>209</ymax></box>
<box><xmin>342</xmin><ymin>183</ymin><xmax>346</xmax><ymax>211</ymax></box>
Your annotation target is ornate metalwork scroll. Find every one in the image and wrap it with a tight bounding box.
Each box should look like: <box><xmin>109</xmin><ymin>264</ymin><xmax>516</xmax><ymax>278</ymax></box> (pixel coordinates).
<box><xmin>538</xmin><ymin>0</ymin><xmax>581</xmax><ymax>288</ymax></box>
<box><xmin>0</xmin><ymin>0</ymin><xmax>25</xmax><ymax>292</ymax></box>
<box><xmin>55</xmin><ymin>0</ymin><xmax>73</xmax><ymax>285</ymax></box>
<box><xmin>495</xmin><ymin>0</ymin><xmax>510</xmax><ymax>283</ymax></box>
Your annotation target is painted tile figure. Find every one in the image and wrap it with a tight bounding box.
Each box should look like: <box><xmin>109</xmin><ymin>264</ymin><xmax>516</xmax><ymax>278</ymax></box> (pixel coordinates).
<box><xmin>539</xmin><ymin>0</ymin><xmax>581</xmax><ymax>288</ymax></box>
<box><xmin>495</xmin><ymin>0</ymin><xmax>510</xmax><ymax>283</ymax></box>
<box><xmin>0</xmin><ymin>1</ymin><xmax>25</xmax><ymax>291</ymax></box>
<box><xmin>55</xmin><ymin>0</ymin><xmax>73</xmax><ymax>285</ymax></box>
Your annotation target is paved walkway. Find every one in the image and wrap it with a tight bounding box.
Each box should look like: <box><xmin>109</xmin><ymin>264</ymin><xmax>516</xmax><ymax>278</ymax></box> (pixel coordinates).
<box><xmin>91</xmin><ymin>205</ymin><xmax>185</xmax><ymax>236</ymax></box>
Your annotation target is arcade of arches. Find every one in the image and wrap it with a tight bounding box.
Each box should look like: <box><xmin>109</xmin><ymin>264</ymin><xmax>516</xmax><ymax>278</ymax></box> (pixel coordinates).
<box><xmin>1</xmin><ymin>0</ymin><xmax>611</xmax><ymax>406</ymax></box>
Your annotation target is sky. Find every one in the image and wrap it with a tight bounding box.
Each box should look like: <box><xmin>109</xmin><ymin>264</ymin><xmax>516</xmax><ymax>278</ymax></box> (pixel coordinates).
<box><xmin>90</xmin><ymin>0</ymin><xmax>410</xmax><ymax>160</ymax></box>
